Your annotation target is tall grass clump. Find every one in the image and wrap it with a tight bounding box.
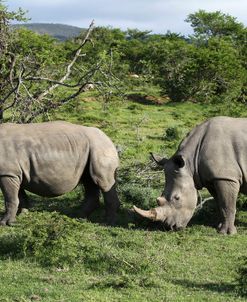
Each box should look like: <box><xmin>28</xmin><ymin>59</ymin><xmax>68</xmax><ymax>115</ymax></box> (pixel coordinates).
<box><xmin>0</xmin><ymin>211</ymin><xmax>159</xmax><ymax>288</ymax></box>
<box><xmin>0</xmin><ymin>212</ymin><xmax>84</xmax><ymax>267</ymax></box>
<box><xmin>164</xmin><ymin>126</ymin><xmax>181</xmax><ymax>141</ymax></box>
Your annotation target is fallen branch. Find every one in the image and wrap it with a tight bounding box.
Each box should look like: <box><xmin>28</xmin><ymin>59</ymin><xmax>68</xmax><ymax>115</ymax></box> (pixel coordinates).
<box><xmin>195</xmin><ymin>191</ymin><xmax>214</xmax><ymax>213</ymax></box>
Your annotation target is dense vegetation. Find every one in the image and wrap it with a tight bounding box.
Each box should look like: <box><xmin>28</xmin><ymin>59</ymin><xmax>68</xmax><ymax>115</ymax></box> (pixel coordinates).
<box><xmin>0</xmin><ymin>3</ymin><xmax>247</xmax><ymax>301</ymax></box>
<box><xmin>1</xmin><ymin>6</ymin><xmax>247</xmax><ymax>121</ymax></box>
<box><xmin>13</xmin><ymin>23</ymin><xmax>85</xmax><ymax>41</ymax></box>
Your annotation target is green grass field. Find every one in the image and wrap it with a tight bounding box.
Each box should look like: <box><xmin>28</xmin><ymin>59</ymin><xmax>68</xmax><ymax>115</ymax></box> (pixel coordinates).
<box><xmin>0</xmin><ymin>93</ymin><xmax>246</xmax><ymax>301</ymax></box>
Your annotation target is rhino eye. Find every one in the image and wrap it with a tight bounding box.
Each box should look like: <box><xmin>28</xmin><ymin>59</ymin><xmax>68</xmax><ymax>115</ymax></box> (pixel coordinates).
<box><xmin>174</xmin><ymin>195</ymin><xmax>180</xmax><ymax>201</ymax></box>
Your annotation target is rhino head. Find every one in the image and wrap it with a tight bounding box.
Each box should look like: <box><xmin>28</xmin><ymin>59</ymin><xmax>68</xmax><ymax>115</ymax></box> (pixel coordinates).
<box><xmin>133</xmin><ymin>153</ymin><xmax>197</xmax><ymax>230</ymax></box>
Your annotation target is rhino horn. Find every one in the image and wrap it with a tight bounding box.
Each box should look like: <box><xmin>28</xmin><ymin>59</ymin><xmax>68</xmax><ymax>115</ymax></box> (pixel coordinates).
<box><xmin>150</xmin><ymin>152</ymin><xmax>168</xmax><ymax>166</ymax></box>
<box><xmin>133</xmin><ymin>206</ymin><xmax>157</xmax><ymax>221</ymax></box>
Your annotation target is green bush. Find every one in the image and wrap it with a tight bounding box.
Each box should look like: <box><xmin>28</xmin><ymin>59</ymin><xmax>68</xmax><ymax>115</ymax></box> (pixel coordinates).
<box><xmin>164</xmin><ymin>126</ymin><xmax>181</xmax><ymax>141</ymax></box>
<box><xmin>237</xmin><ymin>194</ymin><xmax>247</xmax><ymax>209</ymax></box>
<box><xmin>0</xmin><ymin>212</ymin><xmax>93</xmax><ymax>267</ymax></box>
<box><xmin>13</xmin><ymin>213</ymin><xmax>83</xmax><ymax>267</ymax></box>
<box><xmin>120</xmin><ymin>184</ymin><xmax>158</xmax><ymax>209</ymax></box>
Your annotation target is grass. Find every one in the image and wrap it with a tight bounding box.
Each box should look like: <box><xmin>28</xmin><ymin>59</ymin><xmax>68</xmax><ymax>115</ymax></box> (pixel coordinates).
<box><xmin>0</xmin><ymin>209</ymin><xmax>246</xmax><ymax>301</ymax></box>
<box><xmin>0</xmin><ymin>91</ymin><xmax>247</xmax><ymax>301</ymax></box>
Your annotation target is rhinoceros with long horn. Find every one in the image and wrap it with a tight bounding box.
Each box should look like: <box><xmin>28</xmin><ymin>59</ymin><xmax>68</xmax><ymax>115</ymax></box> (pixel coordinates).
<box><xmin>134</xmin><ymin>116</ymin><xmax>247</xmax><ymax>235</ymax></box>
<box><xmin>0</xmin><ymin>121</ymin><xmax>120</xmax><ymax>226</ymax></box>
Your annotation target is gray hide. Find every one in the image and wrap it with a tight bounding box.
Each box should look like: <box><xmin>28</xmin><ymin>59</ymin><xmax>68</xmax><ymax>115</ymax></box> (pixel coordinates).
<box><xmin>0</xmin><ymin>121</ymin><xmax>120</xmax><ymax>225</ymax></box>
<box><xmin>134</xmin><ymin>116</ymin><xmax>247</xmax><ymax>234</ymax></box>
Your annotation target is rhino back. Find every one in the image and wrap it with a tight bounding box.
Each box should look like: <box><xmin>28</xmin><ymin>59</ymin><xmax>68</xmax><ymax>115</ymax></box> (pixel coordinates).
<box><xmin>178</xmin><ymin>117</ymin><xmax>247</xmax><ymax>188</ymax></box>
<box><xmin>199</xmin><ymin>117</ymin><xmax>247</xmax><ymax>185</ymax></box>
<box><xmin>0</xmin><ymin>122</ymin><xmax>90</xmax><ymax>196</ymax></box>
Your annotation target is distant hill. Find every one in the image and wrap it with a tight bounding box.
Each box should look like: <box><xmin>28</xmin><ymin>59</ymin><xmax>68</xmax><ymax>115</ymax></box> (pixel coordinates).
<box><xmin>12</xmin><ymin>23</ymin><xmax>85</xmax><ymax>41</ymax></box>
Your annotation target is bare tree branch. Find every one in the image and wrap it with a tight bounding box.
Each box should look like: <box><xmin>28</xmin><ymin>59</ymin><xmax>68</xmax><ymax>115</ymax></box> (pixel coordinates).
<box><xmin>1</xmin><ymin>16</ymin><xmax>122</xmax><ymax>124</ymax></box>
<box><xmin>35</xmin><ymin>20</ymin><xmax>95</xmax><ymax>102</ymax></box>
<box><xmin>23</xmin><ymin>61</ymin><xmax>102</xmax><ymax>123</ymax></box>
<box><xmin>3</xmin><ymin>66</ymin><xmax>24</xmax><ymax>111</ymax></box>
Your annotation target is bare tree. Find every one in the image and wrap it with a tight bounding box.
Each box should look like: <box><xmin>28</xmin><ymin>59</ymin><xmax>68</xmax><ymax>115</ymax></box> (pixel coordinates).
<box><xmin>0</xmin><ymin>4</ymin><xmax>121</xmax><ymax>123</ymax></box>
<box><xmin>13</xmin><ymin>20</ymin><xmax>97</xmax><ymax>123</ymax></box>
<box><xmin>0</xmin><ymin>3</ymin><xmax>27</xmax><ymax>120</ymax></box>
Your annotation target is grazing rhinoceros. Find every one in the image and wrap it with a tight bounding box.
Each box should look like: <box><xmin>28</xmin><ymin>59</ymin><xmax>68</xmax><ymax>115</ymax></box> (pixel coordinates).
<box><xmin>0</xmin><ymin>121</ymin><xmax>120</xmax><ymax>226</ymax></box>
<box><xmin>134</xmin><ymin>116</ymin><xmax>247</xmax><ymax>235</ymax></box>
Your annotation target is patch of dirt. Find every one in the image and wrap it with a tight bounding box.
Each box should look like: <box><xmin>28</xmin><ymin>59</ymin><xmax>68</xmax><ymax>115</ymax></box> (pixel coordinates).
<box><xmin>127</xmin><ymin>94</ymin><xmax>169</xmax><ymax>105</ymax></box>
<box><xmin>81</xmin><ymin>96</ymin><xmax>97</xmax><ymax>102</ymax></box>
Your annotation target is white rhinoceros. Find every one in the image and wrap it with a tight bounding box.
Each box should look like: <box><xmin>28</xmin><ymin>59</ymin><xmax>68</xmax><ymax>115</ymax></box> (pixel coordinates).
<box><xmin>0</xmin><ymin>121</ymin><xmax>120</xmax><ymax>225</ymax></box>
<box><xmin>134</xmin><ymin>116</ymin><xmax>247</xmax><ymax>234</ymax></box>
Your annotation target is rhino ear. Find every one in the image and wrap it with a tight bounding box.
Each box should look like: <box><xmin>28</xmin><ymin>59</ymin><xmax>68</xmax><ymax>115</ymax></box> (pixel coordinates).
<box><xmin>173</xmin><ymin>155</ymin><xmax>185</xmax><ymax>168</ymax></box>
<box><xmin>150</xmin><ymin>152</ymin><xmax>168</xmax><ymax>166</ymax></box>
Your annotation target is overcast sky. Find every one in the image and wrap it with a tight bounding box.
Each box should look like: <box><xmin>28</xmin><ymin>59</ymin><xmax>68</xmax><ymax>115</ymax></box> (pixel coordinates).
<box><xmin>6</xmin><ymin>0</ymin><xmax>247</xmax><ymax>35</ymax></box>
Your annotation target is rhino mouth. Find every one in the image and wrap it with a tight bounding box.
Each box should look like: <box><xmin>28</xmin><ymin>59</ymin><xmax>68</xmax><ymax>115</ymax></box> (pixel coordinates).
<box><xmin>133</xmin><ymin>205</ymin><xmax>192</xmax><ymax>231</ymax></box>
<box><xmin>160</xmin><ymin>216</ymin><xmax>188</xmax><ymax>231</ymax></box>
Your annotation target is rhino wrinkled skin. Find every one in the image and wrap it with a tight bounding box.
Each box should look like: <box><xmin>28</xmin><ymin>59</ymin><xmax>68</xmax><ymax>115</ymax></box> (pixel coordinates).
<box><xmin>0</xmin><ymin>121</ymin><xmax>120</xmax><ymax>225</ymax></box>
<box><xmin>134</xmin><ymin>116</ymin><xmax>247</xmax><ymax>235</ymax></box>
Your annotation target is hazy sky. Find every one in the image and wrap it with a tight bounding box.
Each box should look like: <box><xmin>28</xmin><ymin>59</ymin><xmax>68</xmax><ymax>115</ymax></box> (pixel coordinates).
<box><xmin>6</xmin><ymin>0</ymin><xmax>247</xmax><ymax>35</ymax></box>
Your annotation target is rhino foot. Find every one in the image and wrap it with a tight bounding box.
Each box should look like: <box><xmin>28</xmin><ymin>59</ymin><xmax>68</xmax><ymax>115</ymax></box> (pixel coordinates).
<box><xmin>0</xmin><ymin>220</ymin><xmax>7</xmax><ymax>226</ymax></box>
<box><xmin>81</xmin><ymin>202</ymin><xmax>100</xmax><ymax>218</ymax></box>
<box><xmin>18</xmin><ymin>208</ymin><xmax>29</xmax><ymax>215</ymax></box>
<box><xmin>0</xmin><ymin>217</ymin><xmax>16</xmax><ymax>226</ymax></box>
<box><xmin>217</xmin><ymin>223</ymin><xmax>237</xmax><ymax>235</ymax></box>
<box><xmin>105</xmin><ymin>214</ymin><xmax>117</xmax><ymax>226</ymax></box>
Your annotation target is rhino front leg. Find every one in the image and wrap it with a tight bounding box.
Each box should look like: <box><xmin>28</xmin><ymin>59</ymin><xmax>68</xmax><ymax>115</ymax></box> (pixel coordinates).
<box><xmin>81</xmin><ymin>174</ymin><xmax>100</xmax><ymax>218</ymax></box>
<box><xmin>102</xmin><ymin>183</ymin><xmax>120</xmax><ymax>225</ymax></box>
<box><xmin>214</xmin><ymin>180</ymin><xmax>239</xmax><ymax>235</ymax></box>
<box><xmin>207</xmin><ymin>185</ymin><xmax>223</xmax><ymax>228</ymax></box>
<box><xmin>89</xmin><ymin>155</ymin><xmax>120</xmax><ymax>225</ymax></box>
<box><xmin>18</xmin><ymin>189</ymin><xmax>30</xmax><ymax>214</ymax></box>
<box><xmin>0</xmin><ymin>177</ymin><xmax>20</xmax><ymax>226</ymax></box>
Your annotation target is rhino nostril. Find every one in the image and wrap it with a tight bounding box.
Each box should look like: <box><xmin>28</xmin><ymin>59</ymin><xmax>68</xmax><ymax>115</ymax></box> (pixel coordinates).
<box><xmin>157</xmin><ymin>196</ymin><xmax>166</xmax><ymax>206</ymax></box>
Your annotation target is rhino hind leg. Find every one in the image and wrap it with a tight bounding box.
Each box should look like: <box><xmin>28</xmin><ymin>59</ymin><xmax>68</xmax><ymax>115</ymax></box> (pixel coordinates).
<box><xmin>0</xmin><ymin>176</ymin><xmax>20</xmax><ymax>226</ymax></box>
<box><xmin>214</xmin><ymin>180</ymin><xmax>239</xmax><ymax>235</ymax></box>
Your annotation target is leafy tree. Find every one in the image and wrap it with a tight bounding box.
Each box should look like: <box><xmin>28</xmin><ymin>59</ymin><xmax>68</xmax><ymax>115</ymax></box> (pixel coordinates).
<box><xmin>185</xmin><ymin>10</ymin><xmax>247</xmax><ymax>103</ymax></box>
<box><xmin>14</xmin><ymin>28</ymin><xmax>65</xmax><ymax>65</ymax></box>
<box><xmin>151</xmin><ymin>37</ymin><xmax>246</xmax><ymax>102</ymax></box>
<box><xmin>194</xmin><ymin>38</ymin><xmax>245</xmax><ymax>102</ymax></box>
<box><xmin>0</xmin><ymin>2</ymin><xmax>27</xmax><ymax>52</ymax></box>
<box><xmin>75</xmin><ymin>26</ymin><xmax>129</xmax><ymax>82</ymax></box>
<box><xmin>148</xmin><ymin>39</ymin><xmax>197</xmax><ymax>101</ymax></box>
<box><xmin>186</xmin><ymin>10</ymin><xmax>246</xmax><ymax>39</ymax></box>
<box><xmin>121</xmin><ymin>38</ymin><xmax>145</xmax><ymax>74</ymax></box>
<box><xmin>126</xmin><ymin>29</ymin><xmax>152</xmax><ymax>40</ymax></box>
<box><xmin>140</xmin><ymin>10</ymin><xmax>246</xmax><ymax>103</ymax></box>
<box><xmin>162</xmin><ymin>30</ymin><xmax>186</xmax><ymax>41</ymax></box>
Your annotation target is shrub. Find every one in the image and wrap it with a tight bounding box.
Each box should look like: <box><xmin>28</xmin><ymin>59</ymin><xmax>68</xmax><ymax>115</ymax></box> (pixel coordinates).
<box><xmin>164</xmin><ymin>126</ymin><xmax>181</xmax><ymax>141</ymax></box>
<box><xmin>120</xmin><ymin>183</ymin><xmax>158</xmax><ymax>209</ymax></box>
<box><xmin>237</xmin><ymin>194</ymin><xmax>247</xmax><ymax>209</ymax></box>
<box><xmin>18</xmin><ymin>213</ymin><xmax>83</xmax><ymax>267</ymax></box>
<box><xmin>0</xmin><ymin>212</ymin><xmax>94</xmax><ymax>267</ymax></box>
